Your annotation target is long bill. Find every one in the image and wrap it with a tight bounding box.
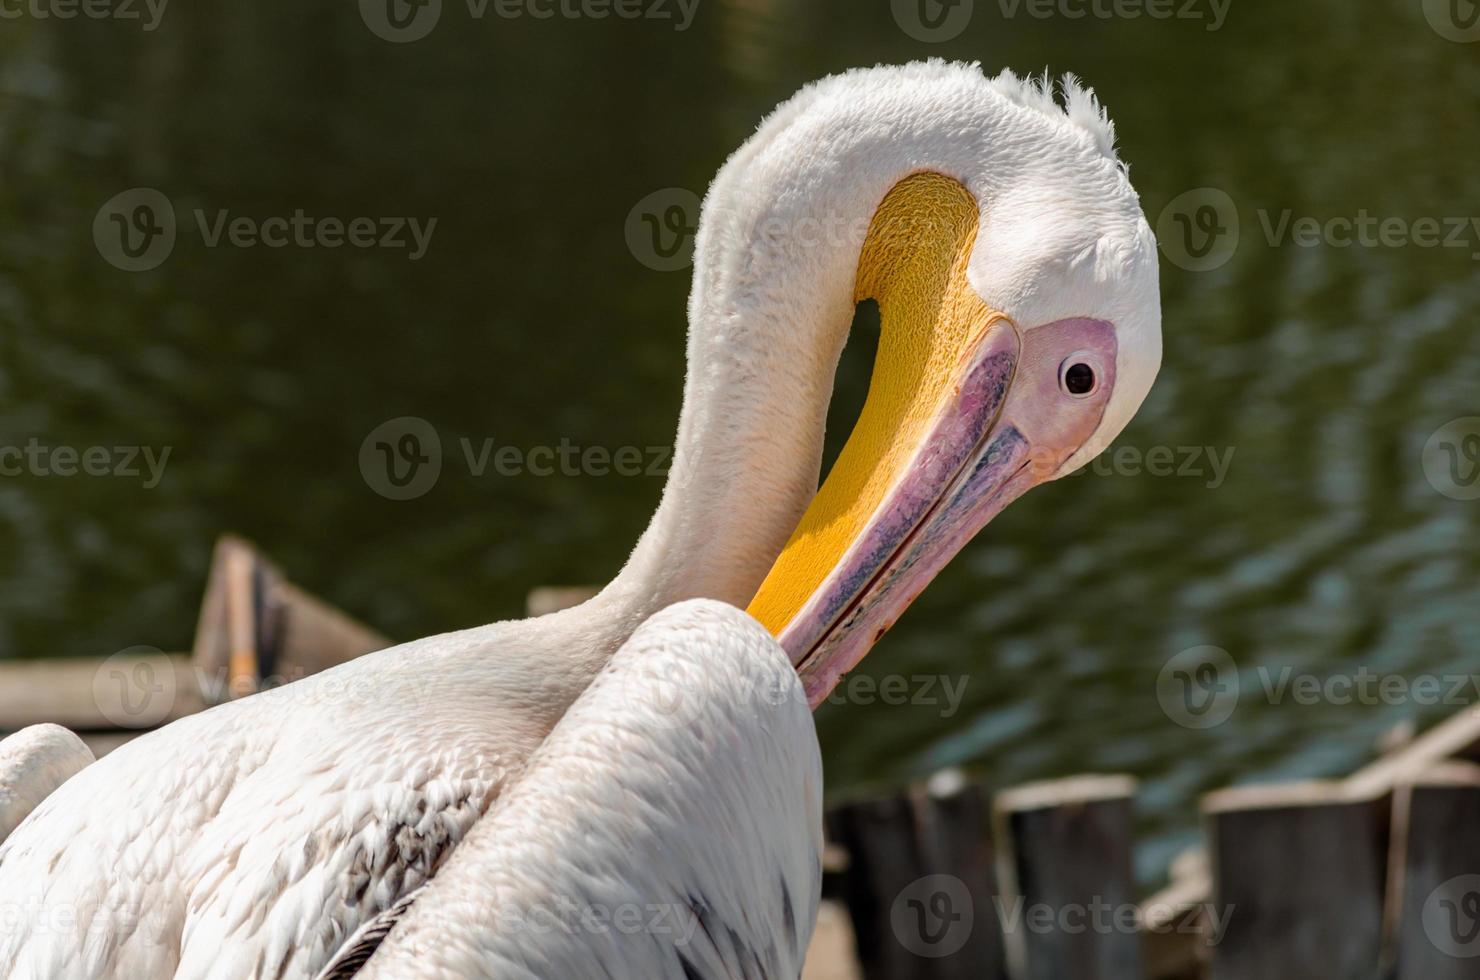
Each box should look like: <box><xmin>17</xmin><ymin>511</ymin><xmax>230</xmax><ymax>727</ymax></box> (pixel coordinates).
<box><xmin>746</xmin><ymin>173</ymin><xmax>1117</xmax><ymax>706</ymax></box>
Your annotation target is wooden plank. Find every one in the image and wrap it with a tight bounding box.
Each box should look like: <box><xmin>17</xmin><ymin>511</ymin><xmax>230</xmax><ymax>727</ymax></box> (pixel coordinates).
<box><xmin>1347</xmin><ymin>710</ymin><xmax>1480</xmax><ymax>798</ymax></box>
<box><xmin>993</xmin><ymin>775</ymin><xmax>1142</xmax><ymax>980</ymax></box>
<box><xmin>192</xmin><ymin>535</ymin><xmax>389</xmax><ymax>701</ymax></box>
<box><xmin>1204</xmin><ymin>781</ymin><xmax>1387</xmax><ymax>980</ymax></box>
<box><xmin>1387</xmin><ymin>762</ymin><xmax>1480</xmax><ymax>979</ymax></box>
<box><xmin>828</xmin><ymin>772</ymin><xmax>1007</xmax><ymax>979</ymax></box>
<box><xmin>0</xmin><ymin>654</ymin><xmax>203</xmax><ymax>732</ymax></box>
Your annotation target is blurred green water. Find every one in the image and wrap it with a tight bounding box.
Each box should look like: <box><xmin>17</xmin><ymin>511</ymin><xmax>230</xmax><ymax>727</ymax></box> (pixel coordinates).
<box><xmin>1</xmin><ymin>0</ymin><xmax>1478</xmax><ymax>879</ymax></box>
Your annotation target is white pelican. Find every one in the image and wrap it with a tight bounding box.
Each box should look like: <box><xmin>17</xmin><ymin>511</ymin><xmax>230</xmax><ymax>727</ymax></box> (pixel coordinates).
<box><xmin>0</xmin><ymin>60</ymin><xmax>1161</xmax><ymax>978</ymax></box>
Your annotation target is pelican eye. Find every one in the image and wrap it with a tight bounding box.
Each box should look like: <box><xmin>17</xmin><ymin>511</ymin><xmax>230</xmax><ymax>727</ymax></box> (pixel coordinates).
<box><xmin>1062</xmin><ymin>360</ymin><xmax>1097</xmax><ymax>397</ymax></box>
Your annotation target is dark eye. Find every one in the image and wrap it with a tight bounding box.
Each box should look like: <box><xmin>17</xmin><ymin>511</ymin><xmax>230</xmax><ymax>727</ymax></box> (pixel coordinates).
<box><xmin>1064</xmin><ymin>362</ymin><xmax>1096</xmax><ymax>396</ymax></box>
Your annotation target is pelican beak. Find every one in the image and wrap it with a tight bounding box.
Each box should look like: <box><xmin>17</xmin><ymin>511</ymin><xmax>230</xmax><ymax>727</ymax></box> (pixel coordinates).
<box><xmin>746</xmin><ymin>174</ymin><xmax>1119</xmax><ymax>707</ymax></box>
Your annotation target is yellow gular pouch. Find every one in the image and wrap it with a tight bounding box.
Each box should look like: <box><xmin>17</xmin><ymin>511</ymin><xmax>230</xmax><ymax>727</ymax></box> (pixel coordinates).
<box><xmin>747</xmin><ymin>172</ymin><xmax>1006</xmax><ymax>637</ymax></box>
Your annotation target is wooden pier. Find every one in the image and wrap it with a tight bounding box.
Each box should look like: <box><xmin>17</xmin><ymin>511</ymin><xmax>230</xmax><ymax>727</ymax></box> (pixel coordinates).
<box><xmin>4</xmin><ymin>544</ymin><xmax>1480</xmax><ymax>979</ymax></box>
<box><xmin>808</xmin><ymin>708</ymin><xmax>1480</xmax><ymax>980</ymax></box>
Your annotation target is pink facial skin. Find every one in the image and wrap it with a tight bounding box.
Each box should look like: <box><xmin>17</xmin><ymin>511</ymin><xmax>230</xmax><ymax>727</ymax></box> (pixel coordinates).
<box><xmin>785</xmin><ymin>318</ymin><xmax>1119</xmax><ymax>708</ymax></box>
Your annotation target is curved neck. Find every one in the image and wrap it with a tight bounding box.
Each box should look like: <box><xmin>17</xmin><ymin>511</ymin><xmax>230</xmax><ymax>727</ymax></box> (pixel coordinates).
<box><xmin>597</xmin><ymin>168</ymin><xmax>894</xmax><ymax>635</ymax></box>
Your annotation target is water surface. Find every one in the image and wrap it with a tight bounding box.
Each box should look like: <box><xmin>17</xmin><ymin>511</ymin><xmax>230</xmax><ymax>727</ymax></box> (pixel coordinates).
<box><xmin>2</xmin><ymin>0</ymin><xmax>1478</xmax><ymax>880</ymax></box>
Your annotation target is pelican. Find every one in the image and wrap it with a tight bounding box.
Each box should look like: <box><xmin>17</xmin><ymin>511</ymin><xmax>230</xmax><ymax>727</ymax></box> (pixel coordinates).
<box><xmin>0</xmin><ymin>60</ymin><xmax>1161</xmax><ymax>978</ymax></box>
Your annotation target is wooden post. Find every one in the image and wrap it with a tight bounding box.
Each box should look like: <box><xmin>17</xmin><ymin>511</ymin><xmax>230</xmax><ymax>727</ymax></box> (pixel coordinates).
<box><xmin>827</xmin><ymin>771</ymin><xmax>1008</xmax><ymax>979</ymax></box>
<box><xmin>1142</xmin><ymin>707</ymin><xmax>1480</xmax><ymax>939</ymax></box>
<box><xmin>1204</xmin><ymin>781</ymin><xmax>1388</xmax><ymax>980</ymax></box>
<box><xmin>1140</xmin><ymin>848</ymin><xmax>1216</xmax><ymax>980</ymax></box>
<box><xmin>992</xmin><ymin>774</ymin><xmax>1142</xmax><ymax>980</ymax></box>
<box><xmin>1387</xmin><ymin>762</ymin><xmax>1480</xmax><ymax>979</ymax></box>
<box><xmin>192</xmin><ymin>535</ymin><xmax>389</xmax><ymax>702</ymax></box>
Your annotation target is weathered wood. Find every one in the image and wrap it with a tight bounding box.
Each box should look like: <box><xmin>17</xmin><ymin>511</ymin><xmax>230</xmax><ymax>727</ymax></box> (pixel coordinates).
<box><xmin>1346</xmin><ymin>710</ymin><xmax>1480</xmax><ymax>798</ymax></box>
<box><xmin>0</xmin><ymin>653</ymin><xmax>204</xmax><ymax>733</ymax></box>
<box><xmin>1140</xmin><ymin>849</ymin><xmax>1215</xmax><ymax>980</ymax></box>
<box><xmin>192</xmin><ymin>535</ymin><xmax>389</xmax><ymax>701</ymax></box>
<box><xmin>1387</xmin><ymin>762</ymin><xmax>1480</xmax><ymax>979</ymax></box>
<box><xmin>1142</xmin><ymin>707</ymin><xmax>1480</xmax><ymax>966</ymax></box>
<box><xmin>828</xmin><ymin>772</ymin><xmax>1008</xmax><ymax>979</ymax></box>
<box><xmin>1204</xmin><ymin>781</ymin><xmax>1388</xmax><ymax>980</ymax></box>
<box><xmin>993</xmin><ymin>774</ymin><xmax>1142</xmax><ymax>980</ymax></box>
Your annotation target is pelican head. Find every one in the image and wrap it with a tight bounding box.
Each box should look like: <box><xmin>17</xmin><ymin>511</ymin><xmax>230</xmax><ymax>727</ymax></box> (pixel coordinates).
<box><xmin>622</xmin><ymin>61</ymin><xmax>1161</xmax><ymax>707</ymax></box>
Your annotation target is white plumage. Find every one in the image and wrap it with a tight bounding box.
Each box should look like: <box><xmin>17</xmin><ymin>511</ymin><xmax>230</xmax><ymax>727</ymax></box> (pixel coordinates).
<box><xmin>0</xmin><ymin>59</ymin><xmax>1161</xmax><ymax>978</ymax></box>
<box><xmin>347</xmin><ymin>600</ymin><xmax>821</xmax><ymax>980</ymax></box>
<box><xmin>0</xmin><ymin>725</ymin><xmax>93</xmax><ymax>844</ymax></box>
